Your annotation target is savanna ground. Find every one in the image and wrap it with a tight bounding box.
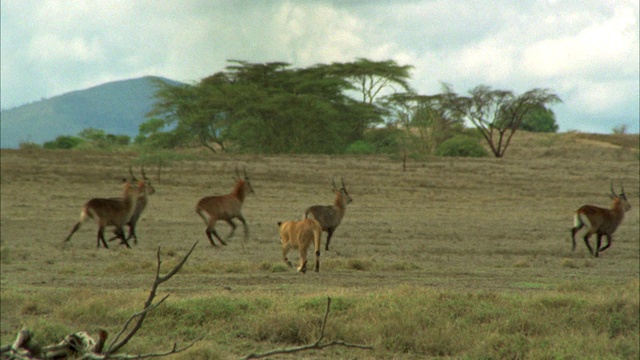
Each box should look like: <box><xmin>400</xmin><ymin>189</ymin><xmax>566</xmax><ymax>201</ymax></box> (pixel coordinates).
<box><xmin>1</xmin><ymin>131</ymin><xmax>639</xmax><ymax>359</ymax></box>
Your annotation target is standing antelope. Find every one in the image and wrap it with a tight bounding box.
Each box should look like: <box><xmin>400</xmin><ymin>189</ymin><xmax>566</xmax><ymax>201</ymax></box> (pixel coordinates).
<box><xmin>195</xmin><ymin>167</ymin><xmax>255</xmax><ymax>246</ymax></box>
<box><xmin>65</xmin><ymin>178</ymin><xmax>144</xmax><ymax>248</ymax></box>
<box><xmin>305</xmin><ymin>177</ymin><xmax>352</xmax><ymax>251</ymax></box>
<box><xmin>109</xmin><ymin>166</ymin><xmax>156</xmax><ymax>245</ymax></box>
<box><xmin>277</xmin><ymin>218</ymin><xmax>322</xmax><ymax>273</ymax></box>
<box><xmin>571</xmin><ymin>183</ymin><xmax>631</xmax><ymax>257</ymax></box>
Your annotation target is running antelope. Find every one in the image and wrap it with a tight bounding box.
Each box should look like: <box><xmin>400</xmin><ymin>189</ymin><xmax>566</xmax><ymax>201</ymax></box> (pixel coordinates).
<box><xmin>65</xmin><ymin>178</ymin><xmax>144</xmax><ymax>248</ymax></box>
<box><xmin>277</xmin><ymin>218</ymin><xmax>322</xmax><ymax>273</ymax></box>
<box><xmin>571</xmin><ymin>183</ymin><xmax>631</xmax><ymax>257</ymax></box>
<box><xmin>304</xmin><ymin>177</ymin><xmax>352</xmax><ymax>251</ymax></box>
<box><xmin>195</xmin><ymin>167</ymin><xmax>255</xmax><ymax>246</ymax></box>
<box><xmin>108</xmin><ymin>166</ymin><xmax>156</xmax><ymax>245</ymax></box>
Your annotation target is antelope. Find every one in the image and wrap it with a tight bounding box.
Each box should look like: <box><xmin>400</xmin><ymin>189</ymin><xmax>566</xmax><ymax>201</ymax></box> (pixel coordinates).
<box><xmin>108</xmin><ymin>166</ymin><xmax>156</xmax><ymax>245</ymax></box>
<box><xmin>305</xmin><ymin>177</ymin><xmax>352</xmax><ymax>251</ymax></box>
<box><xmin>195</xmin><ymin>167</ymin><xmax>255</xmax><ymax>246</ymax></box>
<box><xmin>277</xmin><ymin>218</ymin><xmax>322</xmax><ymax>273</ymax></box>
<box><xmin>571</xmin><ymin>183</ymin><xmax>631</xmax><ymax>257</ymax></box>
<box><xmin>65</xmin><ymin>178</ymin><xmax>144</xmax><ymax>248</ymax></box>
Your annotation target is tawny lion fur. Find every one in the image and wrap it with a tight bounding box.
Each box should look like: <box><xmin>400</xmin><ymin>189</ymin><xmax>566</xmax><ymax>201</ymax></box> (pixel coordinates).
<box><xmin>277</xmin><ymin>218</ymin><xmax>322</xmax><ymax>273</ymax></box>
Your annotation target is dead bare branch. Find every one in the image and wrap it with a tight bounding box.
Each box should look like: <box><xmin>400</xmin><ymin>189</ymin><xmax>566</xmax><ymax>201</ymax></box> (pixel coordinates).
<box><xmin>107</xmin><ymin>294</ymin><xmax>170</xmax><ymax>350</ymax></box>
<box><xmin>1</xmin><ymin>241</ymin><xmax>200</xmax><ymax>360</ymax></box>
<box><xmin>105</xmin><ymin>240</ymin><xmax>199</xmax><ymax>355</ymax></box>
<box><xmin>241</xmin><ymin>297</ymin><xmax>373</xmax><ymax>359</ymax></box>
<box><xmin>77</xmin><ymin>338</ymin><xmax>200</xmax><ymax>360</ymax></box>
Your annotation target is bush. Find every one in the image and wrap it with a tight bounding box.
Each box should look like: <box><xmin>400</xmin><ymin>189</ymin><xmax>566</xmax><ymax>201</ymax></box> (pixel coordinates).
<box><xmin>105</xmin><ymin>134</ymin><xmax>131</xmax><ymax>146</ymax></box>
<box><xmin>520</xmin><ymin>106</ymin><xmax>559</xmax><ymax>133</ymax></box>
<box><xmin>43</xmin><ymin>136</ymin><xmax>84</xmax><ymax>149</ymax></box>
<box><xmin>18</xmin><ymin>142</ymin><xmax>42</xmax><ymax>150</ymax></box>
<box><xmin>435</xmin><ymin>136</ymin><xmax>488</xmax><ymax>157</ymax></box>
<box><xmin>363</xmin><ymin>127</ymin><xmax>401</xmax><ymax>154</ymax></box>
<box><xmin>612</xmin><ymin>124</ymin><xmax>628</xmax><ymax>135</ymax></box>
<box><xmin>345</xmin><ymin>140</ymin><xmax>376</xmax><ymax>154</ymax></box>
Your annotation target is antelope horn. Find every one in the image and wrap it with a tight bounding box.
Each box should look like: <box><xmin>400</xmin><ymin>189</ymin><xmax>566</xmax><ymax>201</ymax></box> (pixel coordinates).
<box><xmin>332</xmin><ymin>177</ymin><xmax>337</xmax><ymax>192</ymax></box>
<box><xmin>341</xmin><ymin>177</ymin><xmax>346</xmax><ymax>189</ymax></box>
<box><xmin>141</xmin><ymin>166</ymin><xmax>148</xmax><ymax>180</ymax></box>
<box><xmin>610</xmin><ymin>181</ymin><xmax>616</xmax><ymax>196</ymax></box>
<box><xmin>129</xmin><ymin>166</ymin><xmax>138</xmax><ymax>181</ymax></box>
<box><xmin>620</xmin><ymin>183</ymin><xmax>625</xmax><ymax>196</ymax></box>
<box><xmin>243</xmin><ymin>165</ymin><xmax>248</xmax><ymax>179</ymax></box>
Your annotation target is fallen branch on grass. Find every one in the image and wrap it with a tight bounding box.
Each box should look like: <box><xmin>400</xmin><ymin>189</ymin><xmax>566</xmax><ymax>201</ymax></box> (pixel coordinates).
<box><xmin>1</xmin><ymin>241</ymin><xmax>200</xmax><ymax>360</ymax></box>
<box><xmin>241</xmin><ymin>297</ymin><xmax>374</xmax><ymax>359</ymax></box>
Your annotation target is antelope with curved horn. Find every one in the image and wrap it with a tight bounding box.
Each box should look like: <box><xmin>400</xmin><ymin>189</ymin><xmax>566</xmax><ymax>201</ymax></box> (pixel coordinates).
<box><xmin>108</xmin><ymin>166</ymin><xmax>156</xmax><ymax>245</ymax></box>
<box><xmin>195</xmin><ymin>167</ymin><xmax>255</xmax><ymax>246</ymax></box>
<box><xmin>571</xmin><ymin>182</ymin><xmax>631</xmax><ymax>257</ymax></box>
<box><xmin>304</xmin><ymin>177</ymin><xmax>352</xmax><ymax>251</ymax></box>
<box><xmin>65</xmin><ymin>178</ymin><xmax>145</xmax><ymax>248</ymax></box>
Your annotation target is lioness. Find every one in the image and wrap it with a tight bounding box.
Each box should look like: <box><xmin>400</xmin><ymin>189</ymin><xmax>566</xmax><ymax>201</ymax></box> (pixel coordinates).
<box><xmin>277</xmin><ymin>218</ymin><xmax>322</xmax><ymax>273</ymax></box>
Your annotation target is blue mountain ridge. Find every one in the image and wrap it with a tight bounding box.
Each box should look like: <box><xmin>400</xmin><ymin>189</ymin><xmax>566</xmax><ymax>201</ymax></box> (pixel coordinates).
<box><xmin>0</xmin><ymin>76</ymin><xmax>182</xmax><ymax>148</ymax></box>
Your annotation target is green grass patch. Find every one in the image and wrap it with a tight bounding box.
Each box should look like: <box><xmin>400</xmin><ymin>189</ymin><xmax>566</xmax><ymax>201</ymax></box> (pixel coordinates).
<box><xmin>511</xmin><ymin>282</ymin><xmax>553</xmax><ymax>289</ymax></box>
<box><xmin>560</xmin><ymin>258</ymin><xmax>580</xmax><ymax>268</ymax></box>
<box><xmin>2</xmin><ymin>285</ymin><xmax>638</xmax><ymax>359</ymax></box>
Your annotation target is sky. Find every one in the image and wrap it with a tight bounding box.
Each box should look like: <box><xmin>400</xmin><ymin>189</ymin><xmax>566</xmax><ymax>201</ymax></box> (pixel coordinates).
<box><xmin>1</xmin><ymin>0</ymin><xmax>638</xmax><ymax>133</ymax></box>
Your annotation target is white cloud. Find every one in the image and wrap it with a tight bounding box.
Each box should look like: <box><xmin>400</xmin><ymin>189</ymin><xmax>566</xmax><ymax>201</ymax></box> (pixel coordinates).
<box><xmin>1</xmin><ymin>0</ymin><xmax>638</xmax><ymax>133</ymax></box>
<box><xmin>29</xmin><ymin>34</ymin><xmax>105</xmax><ymax>63</ymax></box>
<box><xmin>521</xmin><ymin>4</ymin><xmax>638</xmax><ymax>79</ymax></box>
<box><xmin>270</xmin><ymin>3</ymin><xmax>368</xmax><ymax>64</ymax></box>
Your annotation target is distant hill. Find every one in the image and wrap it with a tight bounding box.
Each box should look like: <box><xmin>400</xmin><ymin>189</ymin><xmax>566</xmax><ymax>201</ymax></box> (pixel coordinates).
<box><xmin>0</xmin><ymin>76</ymin><xmax>182</xmax><ymax>149</ymax></box>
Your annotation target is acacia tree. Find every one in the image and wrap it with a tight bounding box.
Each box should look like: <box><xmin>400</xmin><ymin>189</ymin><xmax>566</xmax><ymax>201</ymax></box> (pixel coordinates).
<box><xmin>147</xmin><ymin>60</ymin><xmax>387</xmax><ymax>154</ymax></box>
<box><xmin>219</xmin><ymin>61</ymin><xmax>373</xmax><ymax>153</ymax></box>
<box><xmin>381</xmin><ymin>92</ymin><xmax>464</xmax><ymax>157</ymax></box>
<box><xmin>147</xmin><ymin>78</ymin><xmax>228</xmax><ymax>153</ymax></box>
<box><xmin>442</xmin><ymin>85</ymin><xmax>561</xmax><ymax>157</ymax></box>
<box><xmin>331</xmin><ymin>58</ymin><xmax>413</xmax><ymax>104</ymax></box>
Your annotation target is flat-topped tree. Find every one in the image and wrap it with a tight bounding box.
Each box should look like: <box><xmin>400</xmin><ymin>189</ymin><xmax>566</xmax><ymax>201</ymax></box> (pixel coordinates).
<box><xmin>442</xmin><ymin>84</ymin><xmax>561</xmax><ymax>157</ymax></box>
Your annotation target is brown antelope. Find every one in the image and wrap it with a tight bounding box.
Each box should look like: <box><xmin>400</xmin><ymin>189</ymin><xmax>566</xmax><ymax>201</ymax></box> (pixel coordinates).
<box><xmin>277</xmin><ymin>218</ymin><xmax>322</xmax><ymax>273</ymax></box>
<box><xmin>305</xmin><ymin>177</ymin><xmax>352</xmax><ymax>251</ymax></box>
<box><xmin>65</xmin><ymin>178</ymin><xmax>145</xmax><ymax>248</ymax></box>
<box><xmin>195</xmin><ymin>167</ymin><xmax>255</xmax><ymax>246</ymax></box>
<box><xmin>571</xmin><ymin>183</ymin><xmax>631</xmax><ymax>257</ymax></box>
<box><xmin>108</xmin><ymin>166</ymin><xmax>156</xmax><ymax>245</ymax></box>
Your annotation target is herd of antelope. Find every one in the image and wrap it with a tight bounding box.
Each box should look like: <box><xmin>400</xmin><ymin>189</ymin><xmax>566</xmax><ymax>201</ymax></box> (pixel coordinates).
<box><xmin>64</xmin><ymin>165</ymin><xmax>631</xmax><ymax>272</ymax></box>
<box><xmin>64</xmin><ymin>167</ymin><xmax>352</xmax><ymax>273</ymax></box>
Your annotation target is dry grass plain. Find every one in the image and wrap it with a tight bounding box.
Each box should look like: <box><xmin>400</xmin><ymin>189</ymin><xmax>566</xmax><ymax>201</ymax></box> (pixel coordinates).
<box><xmin>1</xmin><ymin>131</ymin><xmax>639</xmax><ymax>359</ymax></box>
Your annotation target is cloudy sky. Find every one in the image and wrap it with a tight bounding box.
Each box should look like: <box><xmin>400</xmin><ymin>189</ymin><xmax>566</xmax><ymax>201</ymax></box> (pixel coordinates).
<box><xmin>2</xmin><ymin>0</ymin><xmax>638</xmax><ymax>133</ymax></box>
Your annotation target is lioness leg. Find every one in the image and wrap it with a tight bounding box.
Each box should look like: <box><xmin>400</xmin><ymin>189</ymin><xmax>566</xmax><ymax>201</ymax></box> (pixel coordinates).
<box><xmin>282</xmin><ymin>245</ymin><xmax>293</xmax><ymax>268</ymax></box>
<box><xmin>298</xmin><ymin>242</ymin><xmax>308</xmax><ymax>273</ymax></box>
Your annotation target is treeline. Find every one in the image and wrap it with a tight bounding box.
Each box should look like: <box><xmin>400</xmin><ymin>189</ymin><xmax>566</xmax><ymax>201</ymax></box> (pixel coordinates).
<box><xmin>33</xmin><ymin>59</ymin><xmax>561</xmax><ymax>158</ymax></box>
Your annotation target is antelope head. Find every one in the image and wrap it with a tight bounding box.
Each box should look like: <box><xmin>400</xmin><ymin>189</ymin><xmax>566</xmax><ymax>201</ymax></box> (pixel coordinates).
<box><xmin>141</xmin><ymin>166</ymin><xmax>156</xmax><ymax>196</ymax></box>
<box><xmin>234</xmin><ymin>166</ymin><xmax>255</xmax><ymax>196</ymax></box>
<box><xmin>332</xmin><ymin>177</ymin><xmax>353</xmax><ymax>205</ymax></box>
<box><xmin>610</xmin><ymin>182</ymin><xmax>631</xmax><ymax>212</ymax></box>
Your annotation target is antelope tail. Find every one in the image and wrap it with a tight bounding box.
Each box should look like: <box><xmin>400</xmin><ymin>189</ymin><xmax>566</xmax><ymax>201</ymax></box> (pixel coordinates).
<box><xmin>573</xmin><ymin>213</ymin><xmax>582</xmax><ymax>229</ymax></box>
<box><xmin>65</xmin><ymin>207</ymin><xmax>92</xmax><ymax>243</ymax></box>
<box><xmin>574</xmin><ymin>212</ymin><xmax>590</xmax><ymax>230</ymax></box>
<box><xmin>195</xmin><ymin>207</ymin><xmax>208</xmax><ymax>225</ymax></box>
